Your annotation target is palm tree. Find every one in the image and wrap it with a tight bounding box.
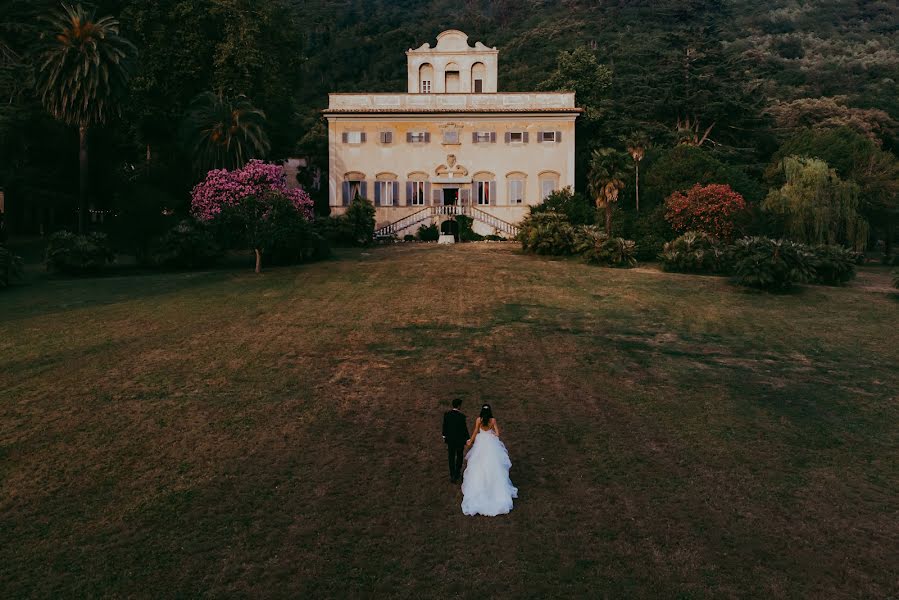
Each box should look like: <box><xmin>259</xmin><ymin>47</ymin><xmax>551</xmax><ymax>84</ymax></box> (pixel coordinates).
<box><xmin>623</xmin><ymin>132</ymin><xmax>650</xmax><ymax>213</ymax></box>
<box><xmin>35</xmin><ymin>3</ymin><xmax>136</xmax><ymax>233</ymax></box>
<box><xmin>588</xmin><ymin>147</ymin><xmax>630</xmax><ymax>236</ymax></box>
<box><xmin>186</xmin><ymin>91</ymin><xmax>270</xmax><ymax>174</ymax></box>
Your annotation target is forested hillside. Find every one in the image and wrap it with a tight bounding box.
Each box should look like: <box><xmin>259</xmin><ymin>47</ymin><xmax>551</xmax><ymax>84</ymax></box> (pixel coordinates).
<box><xmin>1</xmin><ymin>0</ymin><xmax>897</xmax><ymax>246</ymax></box>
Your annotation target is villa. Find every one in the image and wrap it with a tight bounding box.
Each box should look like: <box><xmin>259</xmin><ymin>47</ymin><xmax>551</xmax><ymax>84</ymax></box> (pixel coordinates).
<box><xmin>323</xmin><ymin>30</ymin><xmax>580</xmax><ymax>238</ymax></box>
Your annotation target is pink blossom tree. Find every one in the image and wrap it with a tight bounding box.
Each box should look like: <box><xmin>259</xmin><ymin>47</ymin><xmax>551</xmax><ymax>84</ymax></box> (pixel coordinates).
<box><xmin>190</xmin><ymin>160</ymin><xmax>314</xmax><ymax>272</ymax></box>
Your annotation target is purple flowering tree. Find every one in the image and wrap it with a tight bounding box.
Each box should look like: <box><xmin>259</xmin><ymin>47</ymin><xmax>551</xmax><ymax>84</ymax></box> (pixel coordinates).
<box><xmin>191</xmin><ymin>160</ymin><xmax>314</xmax><ymax>273</ymax></box>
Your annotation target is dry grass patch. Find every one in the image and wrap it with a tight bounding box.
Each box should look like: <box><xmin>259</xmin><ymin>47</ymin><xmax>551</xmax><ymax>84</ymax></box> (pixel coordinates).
<box><xmin>1</xmin><ymin>244</ymin><xmax>897</xmax><ymax>597</ymax></box>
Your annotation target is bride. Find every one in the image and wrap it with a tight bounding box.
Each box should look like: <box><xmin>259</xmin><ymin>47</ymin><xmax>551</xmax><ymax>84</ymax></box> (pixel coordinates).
<box><xmin>461</xmin><ymin>404</ymin><xmax>518</xmax><ymax>516</ymax></box>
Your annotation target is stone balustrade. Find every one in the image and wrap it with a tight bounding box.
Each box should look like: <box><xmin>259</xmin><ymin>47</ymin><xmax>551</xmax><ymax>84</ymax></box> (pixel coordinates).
<box><xmin>325</xmin><ymin>92</ymin><xmax>579</xmax><ymax>113</ymax></box>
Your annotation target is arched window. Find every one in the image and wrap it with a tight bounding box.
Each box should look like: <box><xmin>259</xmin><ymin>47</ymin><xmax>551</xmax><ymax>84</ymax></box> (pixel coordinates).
<box><xmin>375</xmin><ymin>172</ymin><xmax>399</xmax><ymax>207</ymax></box>
<box><xmin>342</xmin><ymin>172</ymin><xmax>367</xmax><ymax>206</ymax></box>
<box><xmin>406</xmin><ymin>171</ymin><xmax>430</xmax><ymax>206</ymax></box>
<box><xmin>472</xmin><ymin>171</ymin><xmax>496</xmax><ymax>206</ymax></box>
<box><xmin>418</xmin><ymin>63</ymin><xmax>433</xmax><ymax>94</ymax></box>
<box><xmin>506</xmin><ymin>172</ymin><xmax>527</xmax><ymax>205</ymax></box>
<box><xmin>538</xmin><ymin>170</ymin><xmax>560</xmax><ymax>200</ymax></box>
<box><xmin>471</xmin><ymin>62</ymin><xmax>486</xmax><ymax>93</ymax></box>
<box><xmin>444</xmin><ymin>62</ymin><xmax>460</xmax><ymax>93</ymax></box>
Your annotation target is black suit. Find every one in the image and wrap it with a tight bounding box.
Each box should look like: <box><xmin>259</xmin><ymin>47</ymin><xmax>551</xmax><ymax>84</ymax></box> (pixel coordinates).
<box><xmin>442</xmin><ymin>409</ymin><xmax>470</xmax><ymax>481</ymax></box>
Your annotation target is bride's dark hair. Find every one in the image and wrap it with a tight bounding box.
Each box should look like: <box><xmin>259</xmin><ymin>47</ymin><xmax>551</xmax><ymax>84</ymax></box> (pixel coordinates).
<box><xmin>479</xmin><ymin>403</ymin><xmax>493</xmax><ymax>427</ymax></box>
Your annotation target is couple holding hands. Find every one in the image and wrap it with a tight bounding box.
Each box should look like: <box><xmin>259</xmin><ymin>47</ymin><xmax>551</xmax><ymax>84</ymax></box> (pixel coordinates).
<box><xmin>442</xmin><ymin>399</ymin><xmax>518</xmax><ymax>517</ymax></box>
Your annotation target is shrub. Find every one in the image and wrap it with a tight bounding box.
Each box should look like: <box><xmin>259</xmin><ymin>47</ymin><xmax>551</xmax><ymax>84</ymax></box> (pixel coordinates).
<box><xmin>484</xmin><ymin>234</ymin><xmax>505</xmax><ymax>241</ymax></box>
<box><xmin>893</xmin><ymin>271</ymin><xmax>899</xmax><ymax>289</ymax></box>
<box><xmin>530</xmin><ymin>187</ymin><xmax>595</xmax><ymax>225</ymax></box>
<box><xmin>518</xmin><ymin>211</ymin><xmax>577</xmax><ymax>255</ymax></box>
<box><xmin>45</xmin><ymin>231</ymin><xmax>114</xmax><ymax>275</ymax></box>
<box><xmin>665</xmin><ymin>183</ymin><xmax>747</xmax><ymax>240</ymax></box>
<box><xmin>660</xmin><ymin>231</ymin><xmax>730</xmax><ymax>274</ymax></box>
<box><xmin>313</xmin><ymin>216</ymin><xmax>353</xmax><ymax>246</ymax></box>
<box><xmin>417</xmin><ymin>223</ymin><xmax>440</xmax><ymax>242</ymax></box>
<box><xmin>403</xmin><ymin>234</ymin><xmax>415</xmax><ymax>242</ymax></box>
<box><xmin>730</xmin><ymin>237</ymin><xmax>815</xmax><ymax>291</ymax></box>
<box><xmin>342</xmin><ymin>196</ymin><xmax>376</xmax><ymax>245</ymax></box>
<box><xmin>457</xmin><ymin>215</ymin><xmax>484</xmax><ymax>242</ymax></box>
<box><xmin>613</xmin><ymin>204</ymin><xmax>674</xmax><ymax>262</ymax></box>
<box><xmin>0</xmin><ymin>247</ymin><xmax>24</xmax><ymax>288</ymax></box>
<box><xmin>148</xmin><ymin>220</ymin><xmax>222</xmax><ymax>269</ymax></box>
<box><xmin>574</xmin><ymin>227</ymin><xmax>637</xmax><ymax>267</ymax></box>
<box><xmin>808</xmin><ymin>244</ymin><xmax>856</xmax><ymax>286</ymax></box>
<box><xmin>265</xmin><ymin>199</ymin><xmax>330</xmax><ymax>265</ymax></box>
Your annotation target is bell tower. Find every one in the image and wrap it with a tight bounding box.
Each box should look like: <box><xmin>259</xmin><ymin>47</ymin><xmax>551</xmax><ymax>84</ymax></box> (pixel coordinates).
<box><xmin>406</xmin><ymin>30</ymin><xmax>499</xmax><ymax>94</ymax></box>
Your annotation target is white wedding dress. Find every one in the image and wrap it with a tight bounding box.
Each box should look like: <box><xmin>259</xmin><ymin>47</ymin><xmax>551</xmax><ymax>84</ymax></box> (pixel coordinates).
<box><xmin>461</xmin><ymin>426</ymin><xmax>518</xmax><ymax>516</ymax></box>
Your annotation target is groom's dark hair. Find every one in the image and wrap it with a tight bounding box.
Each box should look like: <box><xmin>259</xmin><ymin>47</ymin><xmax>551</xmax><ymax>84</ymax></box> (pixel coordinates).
<box><xmin>452</xmin><ymin>398</ymin><xmax>462</xmax><ymax>408</ymax></box>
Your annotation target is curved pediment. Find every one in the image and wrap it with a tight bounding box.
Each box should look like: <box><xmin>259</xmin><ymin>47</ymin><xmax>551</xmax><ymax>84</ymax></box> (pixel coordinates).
<box><xmin>409</xmin><ymin>30</ymin><xmax>497</xmax><ymax>54</ymax></box>
<box><xmin>435</xmin><ymin>30</ymin><xmax>470</xmax><ymax>51</ymax></box>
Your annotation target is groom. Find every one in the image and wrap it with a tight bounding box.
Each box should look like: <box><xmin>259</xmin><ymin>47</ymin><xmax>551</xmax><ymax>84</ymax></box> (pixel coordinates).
<box><xmin>442</xmin><ymin>398</ymin><xmax>470</xmax><ymax>484</ymax></box>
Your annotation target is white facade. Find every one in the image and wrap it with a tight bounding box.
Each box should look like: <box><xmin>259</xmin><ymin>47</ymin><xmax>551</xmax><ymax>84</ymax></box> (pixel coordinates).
<box><xmin>324</xmin><ymin>30</ymin><xmax>580</xmax><ymax>238</ymax></box>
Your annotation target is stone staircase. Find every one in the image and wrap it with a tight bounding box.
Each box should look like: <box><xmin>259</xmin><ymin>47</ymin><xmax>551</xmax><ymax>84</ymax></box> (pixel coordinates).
<box><xmin>374</xmin><ymin>205</ymin><xmax>520</xmax><ymax>238</ymax></box>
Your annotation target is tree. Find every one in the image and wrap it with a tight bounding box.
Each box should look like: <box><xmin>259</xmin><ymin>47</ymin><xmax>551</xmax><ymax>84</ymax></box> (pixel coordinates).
<box><xmin>184</xmin><ymin>91</ymin><xmax>271</xmax><ymax>174</ymax></box>
<box><xmin>538</xmin><ymin>46</ymin><xmax>612</xmax><ymax>125</ymax></box>
<box><xmin>588</xmin><ymin>148</ymin><xmax>630</xmax><ymax>236</ymax></box>
<box><xmin>768</xmin><ymin>128</ymin><xmax>899</xmax><ymax>256</ymax></box>
<box><xmin>763</xmin><ymin>156</ymin><xmax>868</xmax><ymax>251</ymax></box>
<box><xmin>539</xmin><ymin>46</ymin><xmax>613</xmax><ymax>191</ymax></box>
<box><xmin>190</xmin><ymin>160</ymin><xmax>313</xmax><ymax>272</ymax></box>
<box><xmin>664</xmin><ymin>183</ymin><xmax>747</xmax><ymax>240</ymax></box>
<box><xmin>530</xmin><ymin>187</ymin><xmax>594</xmax><ymax>226</ymax></box>
<box><xmin>645</xmin><ymin>145</ymin><xmax>766</xmax><ymax>208</ymax></box>
<box><xmin>34</xmin><ymin>3</ymin><xmax>136</xmax><ymax>233</ymax></box>
<box><xmin>765</xmin><ymin>96</ymin><xmax>896</xmax><ymax>144</ymax></box>
<box><xmin>623</xmin><ymin>132</ymin><xmax>650</xmax><ymax>212</ymax></box>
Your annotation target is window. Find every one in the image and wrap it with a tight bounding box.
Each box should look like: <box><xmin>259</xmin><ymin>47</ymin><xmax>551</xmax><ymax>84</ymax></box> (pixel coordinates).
<box><xmin>476</xmin><ymin>181</ymin><xmax>492</xmax><ymax>205</ymax></box>
<box><xmin>407</xmin><ymin>131</ymin><xmax>429</xmax><ymax>143</ymax></box>
<box><xmin>420</xmin><ymin>80</ymin><xmax>431</xmax><ymax>94</ymax></box>
<box><xmin>474</xmin><ymin>79</ymin><xmax>483</xmax><ymax>93</ymax></box>
<box><xmin>540</xmin><ymin>177</ymin><xmax>558</xmax><ymax>200</ymax></box>
<box><xmin>443</xmin><ymin>130</ymin><xmax>459</xmax><ymax>144</ymax></box>
<box><xmin>342</xmin><ymin>178</ymin><xmax>366</xmax><ymax>205</ymax></box>
<box><xmin>379</xmin><ymin>131</ymin><xmax>393</xmax><ymax>144</ymax></box>
<box><xmin>473</xmin><ymin>131</ymin><xmax>495</xmax><ymax>143</ymax></box>
<box><xmin>342</xmin><ymin>131</ymin><xmax>365</xmax><ymax>144</ymax></box>
<box><xmin>509</xmin><ymin>179</ymin><xmax>525</xmax><ymax>204</ymax></box>
<box><xmin>410</xmin><ymin>181</ymin><xmax>426</xmax><ymax>206</ymax></box>
<box><xmin>376</xmin><ymin>181</ymin><xmax>396</xmax><ymax>206</ymax></box>
<box><xmin>445</xmin><ymin>69</ymin><xmax>460</xmax><ymax>92</ymax></box>
<box><xmin>539</xmin><ymin>131</ymin><xmax>557</xmax><ymax>143</ymax></box>
<box><xmin>506</xmin><ymin>131</ymin><xmax>528</xmax><ymax>144</ymax></box>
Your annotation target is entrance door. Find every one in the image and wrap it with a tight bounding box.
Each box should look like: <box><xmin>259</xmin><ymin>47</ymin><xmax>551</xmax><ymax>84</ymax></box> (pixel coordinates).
<box><xmin>442</xmin><ymin>188</ymin><xmax>459</xmax><ymax>206</ymax></box>
<box><xmin>440</xmin><ymin>219</ymin><xmax>459</xmax><ymax>241</ymax></box>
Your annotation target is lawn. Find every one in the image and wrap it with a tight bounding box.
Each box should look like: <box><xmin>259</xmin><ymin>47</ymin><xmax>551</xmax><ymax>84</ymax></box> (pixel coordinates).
<box><xmin>1</xmin><ymin>243</ymin><xmax>897</xmax><ymax>598</ymax></box>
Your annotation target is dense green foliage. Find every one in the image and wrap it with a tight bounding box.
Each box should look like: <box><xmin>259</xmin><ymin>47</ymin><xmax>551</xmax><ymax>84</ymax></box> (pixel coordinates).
<box><xmin>730</xmin><ymin>237</ymin><xmax>815</xmax><ymax>291</ymax></box>
<box><xmin>44</xmin><ymin>231</ymin><xmax>115</xmax><ymax>274</ymax></box>
<box><xmin>518</xmin><ymin>211</ymin><xmax>577</xmax><ymax>256</ymax></box>
<box><xmin>807</xmin><ymin>244</ymin><xmax>857</xmax><ymax>286</ymax></box>
<box><xmin>0</xmin><ymin>246</ymin><xmax>24</xmax><ymax>288</ymax></box>
<box><xmin>147</xmin><ymin>219</ymin><xmax>221</xmax><ymax>269</ymax></box>
<box><xmin>529</xmin><ymin>187</ymin><xmax>595</xmax><ymax>226</ymax></box>
<box><xmin>416</xmin><ymin>223</ymin><xmax>439</xmax><ymax>242</ymax></box>
<box><xmin>574</xmin><ymin>227</ymin><xmax>637</xmax><ymax>268</ymax></box>
<box><xmin>764</xmin><ymin>156</ymin><xmax>868</xmax><ymax>250</ymax></box>
<box><xmin>660</xmin><ymin>232</ymin><xmax>730</xmax><ymax>274</ymax></box>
